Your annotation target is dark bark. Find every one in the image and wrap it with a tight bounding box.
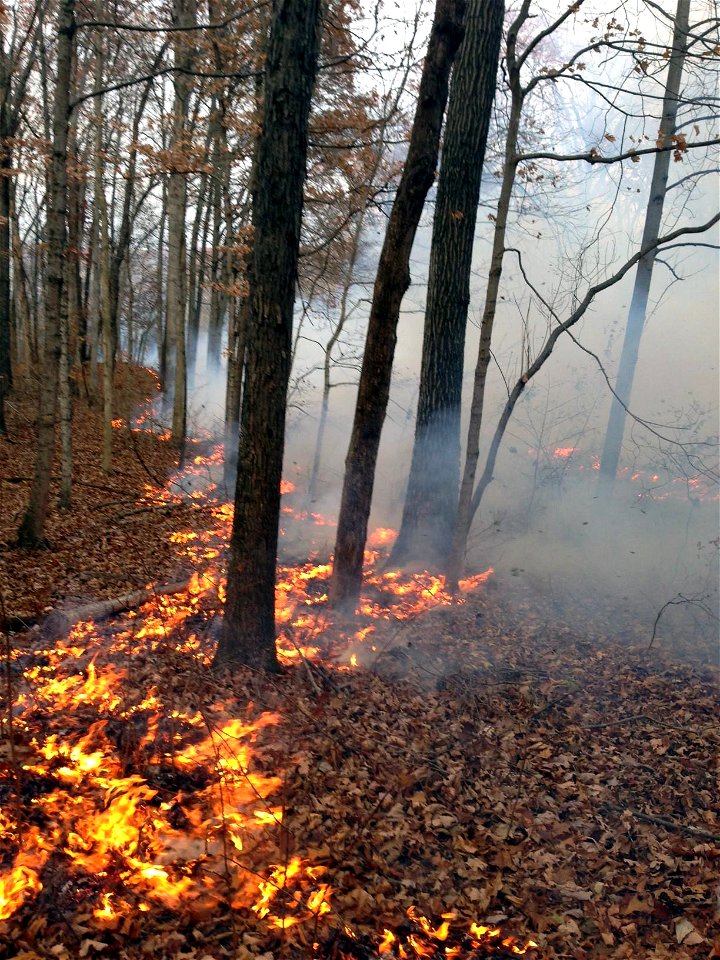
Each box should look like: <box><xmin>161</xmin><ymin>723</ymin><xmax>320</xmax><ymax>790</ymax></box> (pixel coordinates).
<box><xmin>215</xmin><ymin>0</ymin><xmax>321</xmax><ymax>671</ymax></box>
<box><xmin>16</xmin><ymin>0</ymin><xmax>75</xmax><ymax>548</ymax></box>
<box><xmin>328</xmin><ymin>0</ymin><xmax>466</xmax><ymax>609</ymax></box>
<box><xmin>391</xmin><ymin>0</ymin><xmax>504</xmax><ymax>568</ymax></box>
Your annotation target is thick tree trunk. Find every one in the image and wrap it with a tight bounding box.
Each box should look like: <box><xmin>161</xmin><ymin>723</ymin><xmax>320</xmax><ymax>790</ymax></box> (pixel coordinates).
<box><xmin>444</xmin><ymin>2</ymin><xmax>529</xmax><ymax>590</ymax></box>
<box><xmin>391</xmin><ymin>0</ymin><xmax>504</xmax><ymax>568</ymax></box>
<box><xmin>16</xmin><ymin>0</ymin><xmax>75</xmax><ymax>548</ymax></box>
<box><xmin>215</xmin><ymin>0</ymin><xmax>322</xmax><ymax>671</ymax></box>
<box><xmin>598</xmin><ymin>0</ymin><xmax>689</xmax><ymax>487</ymax></box>
<box><xmin>328</xmin><ymin>0</ymin><xmax>466</xmax><ymax>609</ymax></box>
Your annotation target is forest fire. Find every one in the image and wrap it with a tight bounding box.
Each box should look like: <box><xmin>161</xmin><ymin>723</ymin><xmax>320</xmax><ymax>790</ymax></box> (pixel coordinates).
<box><xmin>0</xmin><ymin>442</ymin><xmax>520</xmax><ymax>958</ymax></box>
<box><xmin>529</xmin><ymin>445</ymin><xmax>718</xmax><ymax>503</ymax></box>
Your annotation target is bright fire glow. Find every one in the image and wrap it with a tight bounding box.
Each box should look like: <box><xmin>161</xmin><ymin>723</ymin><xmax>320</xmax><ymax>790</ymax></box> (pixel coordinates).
<box><xmin>0</xmin><ymin>412</ymin><xmax>530</xmax><ymax>956</ymax></box>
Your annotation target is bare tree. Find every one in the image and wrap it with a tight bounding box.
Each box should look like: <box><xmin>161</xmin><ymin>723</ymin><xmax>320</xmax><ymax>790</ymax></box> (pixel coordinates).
<box><xmin>215</xmin><ymin>0</ymin><xmax>322</xmax><ymax>671</ymax></box>
<box><xmin>599</xmin><ymin>0</ymin><xmax>690</xmax><ymax>486</ymax></box>
<box><xmin>329</xmin><ymin>0</ymin><xmax>467</xmax><ymax>609</ymax></box>
<box><xmin>391</xmin><ymin>0</ymin><xmax>505</xmax><ymax>568</ymax></box>
<box><xmin>17</xmin><ymin>0</ymin><xmax>75</xmax><ymax>547</ymax></box>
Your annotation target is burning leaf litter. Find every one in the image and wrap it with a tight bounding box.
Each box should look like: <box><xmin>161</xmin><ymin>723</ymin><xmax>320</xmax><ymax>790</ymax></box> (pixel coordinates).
<box><xmin>1</xmin><ymin>378</ymin><xmax>718</xmax><ymax>958</ymax></box>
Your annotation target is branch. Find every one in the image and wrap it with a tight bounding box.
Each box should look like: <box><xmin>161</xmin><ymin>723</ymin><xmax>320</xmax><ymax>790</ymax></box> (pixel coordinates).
<box><xmin>71</xmin><ymin>64</ymin><xmax>256</xmax><ymax>108</ymax></box>
<box><xmin>467</xmin><ymin>213</ymin><xmax>720</xmax><ymax>519</ymax></box>
<box><xmin>77</xmin><ymin>2</ymin><xmax>269</xmax><ymax>32</ymax></box>
<box><xmin>648</xmin><ymin>593</ymin><xmax>719</xmax><ymax>650</ymax></box>
<box><xmin>517</xmin><ymin>0</ymin><xmax>588</xmax><ymax>71</ymax></box>
<box><xmin>519</xmin><ymin>137</ymin><xmax>720</xmax><ymax>166</ymax></box>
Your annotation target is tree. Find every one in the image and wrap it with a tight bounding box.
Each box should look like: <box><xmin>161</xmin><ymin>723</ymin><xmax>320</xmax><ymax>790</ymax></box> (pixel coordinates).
<box><xmin>0</xmin><ymin>1</ymin><xmax>42</xmax><ymax>436</ymax></box>
<box><xmin>16</xmin><ymin>0</ymin><xmax>75</xmax><ymax>548</ymax></box>
<box><xmin>598</xmin><ymin>0</ymin><xmax>690</xmax><ymax>487</ymax></box>
<box><xmin>328</xmin><ymin>0</ymin><xmax>467</xmax><ymax>609</ymax></box>
<box><xmin>442</xmin><ymin>0</ymin><xmax>719</xmax><ymax>588</ymax></box>
<box><xmin>215</xmin><ymin>0</ymin><xmax>322</xmax><ymax>670</ymax></box>
<box><xmin>390</xmin><ymin>0</ymin><xmax>505</xmax><ymax>568</ymax></box>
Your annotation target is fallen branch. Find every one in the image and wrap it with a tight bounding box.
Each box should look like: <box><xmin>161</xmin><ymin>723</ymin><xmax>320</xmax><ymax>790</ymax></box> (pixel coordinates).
<box><xmin>601</xmin><ymin>802</ymin><xmax>720</xmax><ymax>842</ymax></box>
<box><xmin>41</xmin><ymin>579</ymin><xmax>192</xmax><ymax>641</ymax></box>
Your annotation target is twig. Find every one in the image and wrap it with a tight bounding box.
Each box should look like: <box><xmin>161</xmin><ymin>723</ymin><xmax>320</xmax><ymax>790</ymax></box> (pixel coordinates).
<box><xmin>648</xmin><ymin>593</ymin><xmax>719</xmax><ymax>650</ymax></box>
<box><xmin>585</xmin><ymin>712</ymin><xmax>710</xmax><ymax>733</ymax></box>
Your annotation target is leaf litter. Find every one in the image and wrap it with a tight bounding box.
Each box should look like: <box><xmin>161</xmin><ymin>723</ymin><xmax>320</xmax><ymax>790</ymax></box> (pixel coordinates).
<box><xmin>1</xmin><ymin>369</ymin><xmax>718</xmax><ymax>960</ymax></box>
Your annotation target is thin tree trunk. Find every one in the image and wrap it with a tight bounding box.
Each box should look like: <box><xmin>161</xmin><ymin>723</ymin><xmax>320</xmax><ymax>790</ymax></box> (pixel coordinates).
<box><xmin>222</xmin><ymin>294</ymin><xmax>245</xmax><ymax>492</ymax></box>
<box><xmin>329</xmin><ymin>0</ymin><xmax>466</xmax><ymax>609</ymax></box>
<box><xmin>447</xmin><ymin>213</ymin><xmax>720</xmax><ymax>590</ymax></box>
<box><xmin>166</xmin><ymin>0</ymin><xmax>195</xmax><ymax>455</ymax></box>
<box><xmin>0</xmin><ymin>141</ymin><xmax>11</xmax><ymax>436</ymax></box>
<box><xmin>58</xmin><ymin>280</ymin><xmax>72</xmax><ymax>508</ymax></box>
<box><xmin>306</xmin><ymin>209</ymin><xmax>365</xmax><ymax>507</ymax></box>
<box><xmin>598</xmin><ymin>0</ymin><xmax>690</xmax><ymax>487</ymax></box>
<box><xmin>215</xmin><ymin>0</ymin><xmax>322</xmax><ymax>671</ymax></box>
<box><xmin>0</xmin><ymin>26</ymin><xmax>11</xmax><ymax>436</ymax></box>
<box><xmin>157</xmin><ymin>182</ymin><xmax>167</xmax><ymax>392</ymax></box>
<box><xmin>17</xmin><ymin>0</ymin><xmax>75</xmax><ymax>548</ymax></box>
<box><xmin>92</xmin><ymin>13</ymin><xmax>113</xmax><ymax>474</ymax></box>
<box><xmin>206</xmin><ymin>166</ymin><xmax>225</xmax><ymax>374</ymax></box>
<box><xmin>187</xmin><ymin>147</ymin><xmax>212</xmax><ymax>391</ymax></box>
<box><xmin>391</xmin><ymin>0</ymin><xmax>504</xmax><ymax>567</ymax></box>
<box><xmin>12</xmin><ymin>213</ymin><xmax>32</xmax><ymax>368</ymax></box>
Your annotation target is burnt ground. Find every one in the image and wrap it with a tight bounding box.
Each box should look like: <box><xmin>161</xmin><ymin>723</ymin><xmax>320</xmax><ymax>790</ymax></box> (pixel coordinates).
<box><xmin>1</xmin><ymin>372</ymin><xmax>719</xmax><ymax>959</ymax></box>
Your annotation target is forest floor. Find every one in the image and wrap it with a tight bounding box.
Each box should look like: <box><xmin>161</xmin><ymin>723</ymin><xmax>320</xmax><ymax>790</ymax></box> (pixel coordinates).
<box><xmin>1</xmin><ymin>367</ymin><xmax>718</xmax><ymax>960</ymax></box>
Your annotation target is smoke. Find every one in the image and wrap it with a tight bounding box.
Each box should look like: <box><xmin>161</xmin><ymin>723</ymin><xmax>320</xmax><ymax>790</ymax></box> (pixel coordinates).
<box><xmin>172</xmin><ymin>182</ymin><xmax>719</xmax><ymax>663</ymax></box>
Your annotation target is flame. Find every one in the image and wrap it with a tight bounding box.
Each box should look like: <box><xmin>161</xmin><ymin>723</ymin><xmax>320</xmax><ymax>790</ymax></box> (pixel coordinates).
<box><xmin>0</xmin><ymin>405</ymin><xmax>518</xmax><ymax>954</ymax></box>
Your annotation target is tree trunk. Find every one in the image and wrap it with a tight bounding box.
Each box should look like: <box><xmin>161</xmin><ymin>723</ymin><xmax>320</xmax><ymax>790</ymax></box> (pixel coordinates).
<box><xmin>328</xmin><ymin>0</ymin><xmax>466</xmax><ymax>609</ymax></box>
<box><xmin>166</xmin><ymin>0</ymin><xmax>196</xmax><ymax>454</ymax></box>
<box><xmin>205</xmin><ymin>101</ymin><xmax>228</xmax><ymax>375</ymax></box>
<box><xmin>16</xmin><ymin>0</ymin><xmax>75</xmax><ymax>548</ymax></box>
<box><xmin>444</xmin><ymin>2</ymin><xmax>529</xmax><ymax>590</ymax></box>
<box><xmin>215</xmin><ymin>0</ymin><xmax>322</xmax><ymax>671</ymax></box>
<box><xmin>92</xmin><ymin>6</ymin><xmax>114</xmax><ymax>474</ymax></box>
<box><xmin>598</xmin><ymin>0</ymin><xmax>690</xmax><ymax>487</ymax></box>
<box><xmin>391</xmin><ymin>0</ymin><xmax>504</xmax><ymax>568</ymax></box>
<box><xmin>0</xmin><ymin>28</ymin><xmax>12</xmax><ymax>436</ymax></box>
<box><xmin>222</xmin><ymin>294</ymin><xmax>246</xmax><ymax>492</ymax></box>
<box><xmin>0</xmin><ymin>139</ymin><xmax>11</xmax><ymax>437</ymax></box>
<box><xmin>306</xmin><ymin>208</ymin><xmax>365</xmax><ymax>508</ymax></box>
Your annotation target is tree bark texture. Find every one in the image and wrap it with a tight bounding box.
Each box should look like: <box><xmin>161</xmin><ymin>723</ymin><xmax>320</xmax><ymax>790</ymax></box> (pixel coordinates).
<box><xmin>391</xmin><ymin>0</ymin><xmax>504</xmax><ymax>568</ymax></box>
<box><xmin>215</xmin><ymin>0</ymin><xmax>322</xmax><ymax>671</ymax></box>
<box><xmin>167</xmin><ymin>0</ymin><xmax>196</xmax><ymax>452</ymax></box>
<box><xmin>329</xmin><ymin>0</ymin><xmax>466</xmax><ymax>609</ymax></box>
<box><xmin>445</xmin><ymin>1</ymin><xmax>529</xmax><ymax>590</ymax></box>
<box><xmin>598</xmin><ymin>0</ymin><xmax>689</xmax><ymax>485</ymax></box>
<box><xmin>16</xmin><ymin>0</ymin><xmax>75</xmax><ymax>547</ymax></box>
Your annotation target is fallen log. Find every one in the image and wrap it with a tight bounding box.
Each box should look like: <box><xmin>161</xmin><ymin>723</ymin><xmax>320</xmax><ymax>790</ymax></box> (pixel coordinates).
<box><xmin>41</xmin><ymin>579</ymin><xmax>191</xmax><ymax>641</ymax></box>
